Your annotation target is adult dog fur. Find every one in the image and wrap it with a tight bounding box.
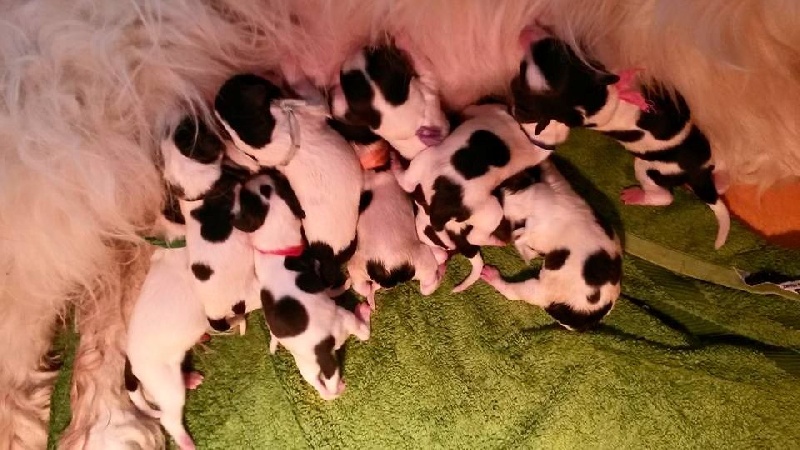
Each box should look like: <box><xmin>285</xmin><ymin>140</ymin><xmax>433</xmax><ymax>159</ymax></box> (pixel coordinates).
<box><xmin>2</xmin><ymin>0</ymin><xmax>798</xmax><ymax>447</ymax></box>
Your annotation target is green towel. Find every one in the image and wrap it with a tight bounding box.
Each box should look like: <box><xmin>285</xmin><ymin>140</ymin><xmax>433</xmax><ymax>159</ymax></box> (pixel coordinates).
<box><xmin>49</xmin><ymin>129</ymin><xmax>800</xmax><ymax>449</ymax></box>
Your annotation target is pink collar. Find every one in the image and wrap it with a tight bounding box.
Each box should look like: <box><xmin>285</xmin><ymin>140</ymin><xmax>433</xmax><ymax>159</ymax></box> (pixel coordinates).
<box><xmin>256</xmin><ymin>244</ymin><xmax>305</xmax><ymax>257</ymax></box>
<box><xmin>614</xmin><ymin>68</ymin><xmax>652</xmax><ymax>112</ymax></box>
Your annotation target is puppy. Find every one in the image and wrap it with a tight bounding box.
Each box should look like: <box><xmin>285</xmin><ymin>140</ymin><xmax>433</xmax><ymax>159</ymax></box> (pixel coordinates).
<box><xmin>161</xmin><ymin>116</ymin><xmax>257</xmax><ymax>331</ymax></box>
<box><xmin>392</xmin><ymin>103</ymin><xmax>552</xmax><ymax>291</ymax></box>
<box><xmin>511</xmin><ymin>30</ymin><xmax>730</xmax><ymax>248</ymax></box>
<box><xmin>348</xmin><ymin>164</ymin><xmax>447</xmax><ymax>309</ymax></box>
<box><xmin>215</xmin><ymin>74</ymin><xmax>363</xmax><ymax>290</ymax></box>
<box><xmin>125</xmin><ymin>207</ymin><xmax>207</xmax><ymax>450</ymax></box>
<box><xmin>241</xmin><ymin>172</ymin><xmax>372</xmax><ymax>400</ymax></box>
<box><xmin>482</xmin><ymin>159</ymin><xmax>622</xmax><ymax>331</ymax></box>
<box><xmin>330</xmin><ymin>39</ymin><xmax>449</xmax><ymax>160</ymax></box>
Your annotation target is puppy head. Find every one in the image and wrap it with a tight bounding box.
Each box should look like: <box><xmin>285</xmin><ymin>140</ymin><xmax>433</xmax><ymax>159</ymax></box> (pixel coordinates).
<box><xmin>510</xmin><ymin>37</ymin><xmax>619</xmax><ymax>128</ymax></box>
<box><xmin>238</xmin><ymin>169</ymin><xmax>305</xmax><ymax>254</ymax></box>
<box><xmin>214</xmin><ymin>74</ymin><xmax>283</xmax><ymax>154</ymax></box>
<box><xmin>161</xmin><ymin>115</ymin><xmax>225</xmax><ymax>200</ymax></box>
<box><xmin>331</xmin><ymin>43</ymin><xmax>448</xmax><ymax>158</ymax></box>
<box><xmin>313</xmin><ymin>336</ymin><xmax>345</xmax><ymax>401</ymax></box>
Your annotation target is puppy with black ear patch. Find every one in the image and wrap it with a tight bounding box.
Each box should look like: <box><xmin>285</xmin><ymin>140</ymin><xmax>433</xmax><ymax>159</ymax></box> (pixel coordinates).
<box><xmin>481</xmin><ymin>159</ymin><xmax>622</xmax><ymax>331</ymax></box>
<box><xmin>392</xmin><ymin>103</ymin><xmax>552</xmax><ymax>291</ymax></box>
<box><xmin>348</xmin><ymin>159</ymin><xmax>447</xmax><ymax>309</ymax></box>
<box><xmin>161</xmin><ymin>116</ymin><xmax>258</xmax><ymax>332</ymax></box>
<box><xmin>244</xmin><ymin>172</ymin><xmax>371</xmax><ymax>401</ymax></box>
<box><xmin>215</xmin><ymin>74</ymin><xmax>363</xmax><ymax>290</ymax></box>
<box><xmin>511</xmin><ymin>27</ymin><xmax>730</xmax><ymax>249</ymax></box>
<box><xmin>330</xmin><ymin>37</ymin><xmax>449</xmax><ymax>160</ymax></box>
<box><xmin>125</xmin><ymin>205</ymin><xmax>207</xmax><ymax>450</ymax></box>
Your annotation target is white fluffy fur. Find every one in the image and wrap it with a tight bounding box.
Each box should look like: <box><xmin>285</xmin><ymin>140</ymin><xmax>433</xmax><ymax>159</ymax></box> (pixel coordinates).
<box><xmin>2</xmin><ymin>0</ymin><xmax>799</xmax><ymax>446</ymax></box>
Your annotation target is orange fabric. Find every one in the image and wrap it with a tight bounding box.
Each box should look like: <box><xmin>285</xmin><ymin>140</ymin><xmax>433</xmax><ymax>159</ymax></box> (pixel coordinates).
<box><xmin>725</xmin><ymin>183</ymin><xmax>800</xmax><ymax>248</ymax></box>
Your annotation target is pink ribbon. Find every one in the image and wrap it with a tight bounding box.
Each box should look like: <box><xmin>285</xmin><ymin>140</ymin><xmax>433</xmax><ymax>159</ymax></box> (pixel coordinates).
<box><xmin>256</xmin><ymin>244</ymin><xmax>305</xmax><ymax>257</ymax></box>
<box><xmin>614</xmin><ymin>68</ymin><xmax>652</xmax><ymax>112</ymax></box>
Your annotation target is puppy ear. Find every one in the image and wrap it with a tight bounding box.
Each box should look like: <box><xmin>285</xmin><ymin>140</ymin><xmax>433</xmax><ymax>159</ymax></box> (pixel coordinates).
<box><xmin>232</xmin><ymin>186</ymin><xmax>269</xmax><ymax>233</ymax></box>
<box><xmin>173</xmin><ymin>116</ymin><xmax>225</xmax><ymax>164</ymax></box>
<box><xmin>596</xmin><ymin>72</ymin><xmax>620</xmax><ymax>86</ymax></box>
<box><xmin>214</xmin><ymin>74</ymin><xmax>281</xmax><ymax>149</ymax></box>
<box><xmin>519</xmin><ymin>24</ymin><xmax>551</xmax><ymax>48</ymax></box>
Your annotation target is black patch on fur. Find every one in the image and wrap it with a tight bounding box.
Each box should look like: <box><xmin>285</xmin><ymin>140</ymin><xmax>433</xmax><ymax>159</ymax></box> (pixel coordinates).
<box><xmin>123</xmin><ymin>357</ymin><xmax>138</xmax><ymax>392</ymax></box>
<box><xmin>208</xmin><ymin>317</ymin><xmax>231</xmax><ymax>332</ymax></box>
<box><xmin>214</xmin><ymin>74</ymin><xmax>282</xmax><ymax>149</ymax></box>
<box><xmin>162</xmin><ymin>194</ymin><xmax>185</xmax><ymax>225</ymax></box>
<box><xmin>495</xmin><ymin>165</ymin><xmax>543</xmax><ymax>195</ymax></box>
<box><xmin>326</xmin><ymin>117</ymin><xmax>381</xmax><ymax>145</ymax></box>
<box><xmin>491</xmin><ymin>217</ymin><xmax>513</xmax><ymax>243</ymax></box>
<box><xmin>636</xmin><ymin>86</ymin><xmax>691</xmax><ymax>141</ymax></box>
<box><xmin>446</xmin><ymin>225</ymin><xmax>479</xmax><ymax>259</ymax></box>
<box><xmin>173</xmin><ymin>116</ymin><xmax>225</xmax><ymax>164</ymax></box>
<box><xmin>258</xmin><ymin>167</ymin><xmax>305</xmax><ymax>219</ymax></box>
<box><xmin>190</xmin><ymin>262</ymin><xmax>214</xmax><ymax>281</ymax></box>
<box><xmin>423</xmin><ymin>225</ymin><xmax>449</xmax><ymax>249</ymax></box>
<box><xmin>232</xmin><ymin>300</ymin><xmax>246</xmax><ymax>315</ymax></box>
<box><xmin>366</xmin><ymin>260</ymin><xmax>415</xmax><ymax>288</ymax></box>
<box><xmin>582</xmin><ymin>250</ymin><xmax>623</xmax><ymax>287</ymax></box>
<box><xmin>429</xmin><ymin>176</ymin><xmax>471</xmax><ymax>230</ymax></box>
<box><xmin>451</xmin><ymin>130</ymin><xmax>511</xmax><ymax>180</ymax></box>
<box><xmin>587</xmin><ymin>290</ymin><xmax>602</xmax><ymax>304</ymax></box>
<box><xmin>262</xmin><ymin>294</ymin><xmax>310</xmax><ymax>338</ymax></box>
<box><xmin>188</xmin><ymin>167</ymin><xmax>242</xmax><ymax>242</ymax></box>
<box><xmin>631</xmin><ymin>127</ymin><xmax>711</xmax><ymax>172</ymax></box>
<box><xmin>232</xmin><ymin>186</ymin><xmax>268</xmax><ymax>232</ymax></box>
<box><xmin>365</xmin><ymin>44</ymin><xmax>414</xmax><ymax>106</ymax></box>
<box><xmin>283</xmin><ymin>255</ymin><xmax>328</xmax><ymax>294</ymax></box>
<box><xmin>306</xmin><ymin>242</ymin><xmax>346</xmax><ymax>289</ymax></box>
<box><xmin>314</xmin><ymin>336</ymin><xmax>338</xmax><ymax>380</ymax></box>
<box><xmin>340</xmin><ymin>70</ymin><xmax>382</xmax><ymax>129</ymax></box>
<box><xmin>359</xmin><ymin>190</ymin><xmax>374</xmax><ymax>214</ymax></box>
<box><xmin>336</xmin><ymin>235</ymin><xmax>359</xmax><ymax>263</ymax></box>
<box><xmin>544</xmin><ymin>248</ymin><xmax>571</xmax><ymax>271</ymax></box>
<box><xmin>410</xmin><ymin>184</ymin><xmax>430</xmax><ymax>213</ymax></box>
<box><xmin>602</xmin><ymin>129</ymin><xmax>645</xmax><ymax>143</ymax></box>
<box><xmin>259</xmin><ymin>184</ymin><xmax>273</xmax><ymax>198</ymax></box>
<box><xmin>545</xmin><ymin>301</ymin><xmax>613</xmax><ymax>331</ymax></box>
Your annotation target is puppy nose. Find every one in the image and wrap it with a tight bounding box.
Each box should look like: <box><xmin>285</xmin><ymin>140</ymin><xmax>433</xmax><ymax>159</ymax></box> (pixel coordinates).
<box><xmin>416</xmin><ymin>126</ymin><xmax>443</xmax><ymax>147</ymax></box>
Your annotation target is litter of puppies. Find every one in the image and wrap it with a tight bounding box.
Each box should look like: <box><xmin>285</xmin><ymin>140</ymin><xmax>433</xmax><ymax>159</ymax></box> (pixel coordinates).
<box><xmin>126</xmin><ymin>26</ymin><xmax>729</xmax><ymax>449</ymax></box>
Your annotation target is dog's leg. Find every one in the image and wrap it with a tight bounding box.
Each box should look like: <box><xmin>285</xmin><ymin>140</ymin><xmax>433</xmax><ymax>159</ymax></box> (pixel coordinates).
<box><xmin>59</xmin><ymin>245</ymin><xmax>163</xmax><ymax>450</ymax></box>
<box><xmin>621</xmin><ymin>158</ymin><xmax>674</xmax><ymax>206</ymax></box>
<box><xmin>480</xmin><ymin>265</ymin><xmax>544</xmax><ymax>306</ymax></box>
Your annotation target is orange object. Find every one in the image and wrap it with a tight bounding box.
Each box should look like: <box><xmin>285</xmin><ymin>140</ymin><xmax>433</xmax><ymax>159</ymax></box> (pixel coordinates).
<box><xmin>725</xmin><ymin>182</ymin><xmax>800</xmax><ymax>248</ymax></box>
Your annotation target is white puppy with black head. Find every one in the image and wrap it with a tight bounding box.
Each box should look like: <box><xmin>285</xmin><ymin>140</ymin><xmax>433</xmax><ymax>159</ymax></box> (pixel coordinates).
<box><xmin>240</xmin><ymin>172</ymin><xmax>372</xmax><ymax>400</ymax></box>
<box><xmin>215</xmin><ymin>74</ymin><xmax>363</xmax><ymax>291</ymax></box>
<box><xmin>482</xmin><ymin>159</ymin><xmax>622</xmax><ymax>331</ymax></box>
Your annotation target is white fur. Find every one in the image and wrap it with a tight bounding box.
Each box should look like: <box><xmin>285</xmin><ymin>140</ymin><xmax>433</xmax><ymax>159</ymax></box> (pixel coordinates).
<box><xmin>483</xmin><ymin>159</ymin><xmax>621</xmax><ymax>329</ymax></box>
<box><xmin>347</xmin><ymin>169</ymin><xmax>445</xmax><ymax>308</ymax></box>
<box><xmin>3</xmin><ymin>0</ymin><xmax>799</xmax><ymax>444</ymax></box>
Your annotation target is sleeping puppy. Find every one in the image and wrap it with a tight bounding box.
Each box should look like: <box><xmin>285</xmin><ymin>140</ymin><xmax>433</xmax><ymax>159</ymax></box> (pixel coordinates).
<box><xmin>481</xmin><ymin>159</ymin><xmax>622</xmax><ymax>331</ymax></box>
<box><xmin>330</xmin><ymin>39</ymin><xmax>449</xmax><ymax>160</ymax></box>
<box><xmin>392</xmin><ymin>103</ymin><xmax>552</xmax><ymax>291</ymax></box>
<box><xmin>126</xmin><ymin>206</ymin><xmax>207</xmax><ymax>450</ymax></box>
<box><xmin>243</xmin><ymin>172</ymin><xmax>372</xmax><ymax>400</ymax></box>
<box><xmin>161</xmin><ymin>116</ymin><xmax>257</xmax><ymax>332</ymax></box>
<box><xmin>511</xmin><ymin>29</ymin><xmax>730</xmax><ymax>249</ymax></box>
<box><xmin>215</xmin><ymin>73</ymin><xmax>363</xmax><ymax>290</ymax></box>
<box><xmin>348</xmin><ymin>164</ymin><xmax>447</xmax><ymax>309</ymax></box>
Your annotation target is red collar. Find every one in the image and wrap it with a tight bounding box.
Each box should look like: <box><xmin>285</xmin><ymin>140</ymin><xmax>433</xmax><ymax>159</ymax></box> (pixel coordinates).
<box><xmin>256</xmin><ymin>244</ymin><xmax>305</xmax><ymax>257</ymax></box>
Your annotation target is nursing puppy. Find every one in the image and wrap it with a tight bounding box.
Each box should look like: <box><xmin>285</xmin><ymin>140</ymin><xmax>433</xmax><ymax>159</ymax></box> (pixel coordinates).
<box><xmin>161</xmin><ymin>117</ymin><xmax>257</xmax><ymax>331</ymax></box>
<box><xmin>392</xmin><ymin>103</ymin><xmax>552</xmax><ymax>291</ymax></box>
<box><xmin>242</xmin><ymin>172</ymin><xmax>372</xmax><ymax>400</ymax></box>
<box><xmin>215</xmin><ymin>74</ymin><xmax>363</xmax><ymax>290</ymax></box>
<box><xmin>482</xmin><ymin>159</ymin><xmax>622</xmax><ymax>331</ymax></box>
<box><xmin>348</xmin><ymin>164</ymin><xmax>447</xmax><ymax>309</ymax></box>
<box><xmin>511</xmin><ymin>31</ymin><xmax>730</xmax><ymax>249</ymax></box>
<box><xmin>125</xmin><ymin>207</ymin><xmax>206</xmax><ymax>450</ymax></box>
<box><xmin>330</xmin><ymin>38</ymin><xmax>450</xmax><ymax>160</ymax></box>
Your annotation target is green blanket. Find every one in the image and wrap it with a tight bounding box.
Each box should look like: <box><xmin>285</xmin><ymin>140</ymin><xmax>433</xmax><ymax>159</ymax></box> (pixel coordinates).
<box><xmin>49</xmin><ymin>129</ymin><xmax>800</xmax><ymax>449</ymax></box>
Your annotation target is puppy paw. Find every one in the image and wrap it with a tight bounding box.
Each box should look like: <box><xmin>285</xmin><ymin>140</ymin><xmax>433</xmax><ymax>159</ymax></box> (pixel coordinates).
<box><xmin>480</xmin><ymin>265</ymin><xmax>501</xmax><ymax>281</ymax></box>
<box><xmin>355</xmin><ymin>302</ymin><xmax>372</xmax><ymax>324</ymax></box>
<box><xmin>620</xmin><ymin>186</ymin><xmax>672</xmax><ymax>206</ymax></box>
<box><xmin>177</xmin><ymin>433</ymin><xmax>196</xmax><ymax>450</ymax></box>
<box><xmin>183</xmin><ymin>371</ymin><xmax>205</xmax><ymax>390</ymax></box>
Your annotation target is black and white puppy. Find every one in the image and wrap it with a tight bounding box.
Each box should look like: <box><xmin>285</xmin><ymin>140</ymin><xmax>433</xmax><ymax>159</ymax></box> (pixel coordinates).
<box><xmin>243</xmin><ymin>172</ymin><xmax>372</xmax><ymax>400</ymax></box>
<box><xmin>330</xmin><ymin>39</ymin><xmax>449</xmax><ymax>160</ymax></box>
<box><xmin>126</xmin><ymin>205</ymin><xmax>206</xmax><ymax>450</ymax></box>
<box><xmin>161</xmin><ymin>116</ymin><xmax>258</xmax><ymax>332</ymax></box>
<box><xmin>511</xmin><ymin>30</ymin><xmax>730</xmax><ymax>248</ymax></box>
<box><xmin>482</xmin><ymin>159</ymin><xmax>622</xmax><ymax>331</ymax></box>
<box><xmin>392</xmin><ymin>103</ymin><xmax>552</xmax><ymax>291</ymax></box>
<box><xmin>348</xmin><ymin>165</ymin><xmax>447</xmax><ymax>309</ymax></box>
<box><xmin>215</xmin><ymin>74</ymin><xmax>363</xmax><ymax>289</ymax></box>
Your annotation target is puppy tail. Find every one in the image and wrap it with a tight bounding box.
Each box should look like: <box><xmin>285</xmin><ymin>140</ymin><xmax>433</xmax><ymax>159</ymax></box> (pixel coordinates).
<box><xmin>452</xmin><ymin>252</ymin><xmax>484</xmax><ymax>293</ymax></box>
<box><xmin>124</xmin><ymin>358</ymin><xmax>162</xmax><ymax>419</ymax></box>
<box><xmin>710</xmin><ymin>200</ymin><xmax>731</xmax><ymax>250</ymax></box>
